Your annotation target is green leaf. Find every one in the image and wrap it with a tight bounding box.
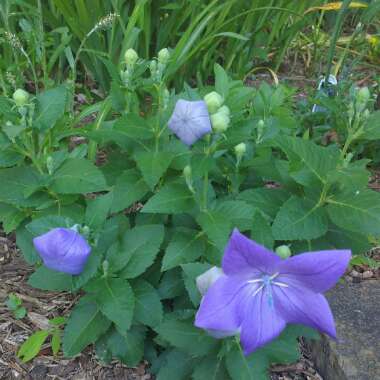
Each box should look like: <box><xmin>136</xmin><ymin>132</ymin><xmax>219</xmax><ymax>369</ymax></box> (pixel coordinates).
<box><xmin>162</xmin><ymin>229</ymin><xmax>204</xmax><ymax>271</ymax></box>
<box><xmin>251</xmin><ymin>211</ymin><xmax>274</xmax><ymax>250</ymax></box>
<box><xmin>156</xmin><ymin>350</ymin><xmax>194</xmax><ymax>380</ymax></box>
<box><xmin>237</xmin><ymin>188</ymin><xmax>290</xmax><ymax>220</ymax></box>
<box><xmin>214</xmin><ymin>63</ymin><xmax>229</xmax><ymax>99</ymax></box>
<box><xmin>86</xmin><ymin>278</ymin><xmax>135</xmax><ymax>332</ymax></box>
<box><xmin>71</xmin><ymin>249</ymin><xmax>103</xmax><ymax>291</ymax></box>
<box><xmin>359</xmin><ymin>110</ymin><xmax>380</xmax><ymax>140</ymax></box>
<box><xmin>0</xmin><ymin>166</ymin><xmax>42</xmax><ymax>205</ymax></box>
<box><xmin>51</xmin><ymin>332</ymin><xmax>61</xmax><ymax>356</ymax></box>
<box><xmin>272</xmin><ymin>196</ymin><xmax>328</xmax><ymax>241</ymax></box>
<box><xmin>26</xmin><ymin>215</ymin><xmax>73</xmax><ymax>236</ymax></box>
<box><xmin>196</xmin><ymin>211</ymin><xmax>232</xmax><ymax>251</ymax></box>
<box><xmin>0</xmin><ymin>148</ymin><xmax>23</xmax><ymax>167</ymax></box>
<box><xmin>110</xmin><ymin>169</ymin><xmax>149</xmax><ymax>213</ymax></box>
<box><xmin>133</xmin><ymin>279</ymin><xmax>163</xmax><ymax>327</ymax></box>
<box><xmin>158</xmin><ymin>269</ymin><xmax>185</xmax><ymax>300</ymax></box>
<box><xmin>16</xmin><ymin>224</ymin><xmax>40</xmax><ymax>264</ymax></box>
<box><xmin>106</xmin><ymin>327</ymin><xmax>146</xmax><ymax>366</ymax></box>
<box><xmin>0</xmin><ymin>203</ymin><xmax>26</xmax><ymax>233</ymax></box>
<box><xmin>326</xmin><ymin>225</ymin><xmax>371</xmax><ymax>255</ymax></box>
<box><xmin>327</xmin><ymin>190</ymin><xmax>380</xmax><ymax>235</ymax></box>
<box><xmin>276</xmin><ymin>136</ymin><xmax>339</xmax><ymax>184</ymax></box>
<box><xmin>85</xmin><ymin>192</ymin><xmax>112</xmax><ymax>229</ymax></box>
<box><xmin>155</xmin><ymin>319</ymin><xmax>217</xmax><ymax>356</ymax></box>
<box><xmin>17</xmin><ymin>330</ymin><xmax>50</xmax><ymax>362</ymax></box>
<box><xmin>134</xmin><ymin>151</ymin><xmax>174</xmax><ymax>189</ymax></box>
<box><xmin>214</xmin><ymin>200</ymin><xmax>255</xmax><ymax>231</ymax></box>
<box><xmin>142</xmin><ymin>183</ymin><xmax>195</xmax><ymax>214</ymax></box>
<box><xmin>114</xmin><ymin>113</ymin><xmax>154</xmax><ymax>140</ymax></box>
<box><xmin>192</xmin><ymin>356</ymin><xmax>229</xmax><ymax>380</ymax></box>
<box><xmin>108</xmin><ymin>225</ymin><xmax>164</xmax><ymax>276</ymax></box>
<box><xmin>62</xmin><ymin>298</ymin><xmax>111</xmax><ymax>357</ymax></box>
<box><xmin>327</xmin><ymin>163</ymin><xmax>370</xmax><ymax>190</ymax></box>
<box><xmin>34</xmin><ymin>85</ymin><xmax>68</xmax><ymax>130</ymax></box>
<box><xmin>182</xmin><ymin>262</ymin><xmax>211</xmax><ymax>307</ymax></box>
<box><xmin>14</xmin><ymin>307</ymin><xmax>27</xmax><ymax>319</ymax></box>
<box><xmin>28</xmin><ymin>266</ymin><xmax>73</xmax><ymax>291</ymax></box>
<box><xmin>226</xmin><ymin>347</ymin><xmax>269</xmax><ymax>380</ymax></box>
<box><xmin>50</xmin><ymin>158</ymin><xmax>108</xmax><ymax>194</ymax></box>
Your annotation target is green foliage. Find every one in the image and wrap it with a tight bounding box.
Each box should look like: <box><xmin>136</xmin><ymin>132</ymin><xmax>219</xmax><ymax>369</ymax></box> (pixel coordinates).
<box><xmin>1</xmin><ymin>44</ymin><xmax>378</xmax><ymax>378</ymax></box>
<box><xmin>17</xmin><ymin>317</ymin><xmax>66</xmax><ymax>362</ymax></box>
<box><xmin>5</xmin><ymin>293</ymin><xmax>27</xmax><ymax>319</ymax></box>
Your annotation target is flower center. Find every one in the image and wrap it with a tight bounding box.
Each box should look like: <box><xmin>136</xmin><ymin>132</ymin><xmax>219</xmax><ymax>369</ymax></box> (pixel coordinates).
<box><xmin>246</xmin><ymin>273</ymin><xmax>289</xmax><ymax>308</ymax></box>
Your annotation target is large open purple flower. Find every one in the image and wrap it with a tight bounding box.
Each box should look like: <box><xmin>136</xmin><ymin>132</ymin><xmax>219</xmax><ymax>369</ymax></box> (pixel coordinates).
<box><xmin>195</xmin><ymin>229</ymin><xmax>351</xmax><ymax>355</ymax></box>
<box><xmin>33</xmin><ymin>228</ymin><xmax>91</xmax><ymax>275</ymax></box>
<box><xmin>168</xmin><ymin>99</ymin><xmax>212</xmax><ymax>146</ymax></box>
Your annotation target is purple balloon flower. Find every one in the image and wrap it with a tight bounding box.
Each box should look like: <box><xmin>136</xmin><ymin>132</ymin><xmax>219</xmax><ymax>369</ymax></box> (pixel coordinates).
<box><xmin>33</xmin><ymin>228</ymin><xmax>91</xmax><ymax>275</ymax></box>
<box><xmin>168</xmin><ymin>99</ymin><xmax>212</xmax><ymax>146</ymax></box>
<box><xmin>195</xmin><ymin>229</ymin><xmax>351</xmax><ymax>355</ymax></box>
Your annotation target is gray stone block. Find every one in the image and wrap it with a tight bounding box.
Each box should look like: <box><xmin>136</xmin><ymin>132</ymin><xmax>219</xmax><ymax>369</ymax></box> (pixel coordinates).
<box><xmin>306</xmin><ymin>279</ymin><xmax>380</xmax><ymax>380</ymax></box>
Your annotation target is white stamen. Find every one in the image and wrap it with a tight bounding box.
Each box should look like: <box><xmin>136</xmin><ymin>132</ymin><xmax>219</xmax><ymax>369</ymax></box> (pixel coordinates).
<box><xmin>273</xmin><ymin>281</ymin><xmax>289</xmax><ymax>288</ymax></box>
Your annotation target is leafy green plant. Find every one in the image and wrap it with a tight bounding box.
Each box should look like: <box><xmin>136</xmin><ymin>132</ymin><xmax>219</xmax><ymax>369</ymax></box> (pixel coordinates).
<box><xmin>5</xmin><ymin>293</ymin><xmax>27</xmax><ymax>319</ymax></box>
<box><xmin>17</xmin><ymin>317</ymin><xmax>66</xmax><ymax>362</ymax></box>
<box><xmin>1</xmin><ymin>47</ymin><xmax>378</xmax><ymax>377</ymax></box>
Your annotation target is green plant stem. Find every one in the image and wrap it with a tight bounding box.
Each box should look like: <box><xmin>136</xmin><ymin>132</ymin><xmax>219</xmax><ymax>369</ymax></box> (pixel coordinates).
<box><xmin>236</xmin><ymin>337</ymin><xmax>251</xmax><ymax>377</ymax></box>
<box><xmin>202</xmin><ymin>135</ymin><xmax>212</xmax><ymax>211</ymax></box>
<box><xmin>88</xmin><ymin>98</ymin><xmax>112</xmax><ymax>162</ymax></box>
<box><xmin>37</xmin><ymin>0</ymin><xmax>48</xmax><ymax>87</ymax></box>
<box><xmin>325</xmin><ymin>0</ymin><xmax>352</xmax><ymax>81</ymax></box>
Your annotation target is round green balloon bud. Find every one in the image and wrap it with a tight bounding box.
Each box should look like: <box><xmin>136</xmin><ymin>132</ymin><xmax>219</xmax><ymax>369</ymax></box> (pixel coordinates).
<box><xmin>218</xmin><ymin>105</ymin><xmax>230</xmax><ymax>117</ymax></box>
<box><xmin>124</xmin><ymin>48</ymin><xmax>138</xmax><ymax>66</ymax></box>
<box><xmin>234</xmin><ymin>142</ymin><xmax>246</xmax><ymax>157</ymax></box>
<box><xmin>211</xmin><ymin>112</ymin><xmax>230</xmax><ymax>133</ymax></box>
<box><xmin>158</xmin><ymin>48</ymin><xmax>170</xmax><ymax>65</ymax></box>
<box><xmin>204</xmin><ymin>91</ymin><xmax>224</xmax><ymax>114</ymax></box>
<box><xmin>275</xmin><ymin>245</ymin><xmax>292</xmax><ymax>259</ymax></box>
<box><xmin>13</xmin><ymin>89</ymin><xmax>29</xmax><ymax>107</ymax></box>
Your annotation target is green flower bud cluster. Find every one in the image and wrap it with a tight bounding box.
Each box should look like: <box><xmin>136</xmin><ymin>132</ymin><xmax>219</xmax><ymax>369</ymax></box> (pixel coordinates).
<box><xmin>204</xmin><ymin>92</ymin><xmax>231</xmax><ymax>133</ymax></box>
<box><xmin>124</xmin><ymin>48</ymin><xmax>138</xmax><ymax>66</ymax></box>
<box><xmin>122</xmin><ymin>48</ymin><xmax>139</xmax><ymax>87</ymax></box>
<box><xmin>151</xmin><ymin>48</ymin><xmax>171</xmax><ymax>82</ymax></box>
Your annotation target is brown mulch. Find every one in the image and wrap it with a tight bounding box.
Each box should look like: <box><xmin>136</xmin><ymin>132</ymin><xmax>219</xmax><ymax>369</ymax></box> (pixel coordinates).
<box><xmin>0</xmin><ymin>231</ymin><xmax>324</xmax><ymax>380</ymax></box>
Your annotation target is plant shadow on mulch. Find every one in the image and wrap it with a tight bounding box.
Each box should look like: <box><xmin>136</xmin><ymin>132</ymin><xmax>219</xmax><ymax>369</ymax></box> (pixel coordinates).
<box><xmin>0</xmin><ymin>232</ymin><xmax>324</xmax><ymax>380</ymax></box>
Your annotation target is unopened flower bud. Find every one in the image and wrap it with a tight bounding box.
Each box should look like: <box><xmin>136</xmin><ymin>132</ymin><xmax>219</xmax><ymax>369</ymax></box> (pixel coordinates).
<box><xmin>124</xmin><ymin>48</ymin><xmax>138</xmax><ymax>66</ymax></box>
<box><xmin>204</xmin><ymin>91</ymin><xmax>224</xmax><ymax>114</ymax></box>
<box><xmin>150</xmin><ymin>60</ymin><xmax>157</xmax><ymax>74</ymax></box>
<box><xmin>102</xmin><ymin>260</ymin><xmax>109</xmax><ymax>277</ymax></box>
<box><xmin>211</xmin><ymin>112</ymin><xmax>230</xmax><ymax>133</ymax></box>
<box><xmin>158</xmin><ymin>48</ymin><xmax>170</xmax><ymax>65</ymax></box>
<box><xmin>196</xmin><ymin>266</ymin><xmax>223</xmax><ymax>296</ymax></box>
<box><xmin>183</xmin><ymin>165</ymin><xmax>192</xmax><ymax>179</ymax></box>
<box><xmin>81</xmin><ymin>225</ymin><xmax>90</xmax><ymax>238</ymax></box>
<box><xmin>46</xmin><ymin>156</ymin><xmax>54</xmax><ymax>175</ymax></box>
<box><xmin>234</xmin><ymin>143</ymin><xmax>246</xmax><ymax>157</ymax></box>
<box><xmin>13</xmin><ymin>89</ymin><xmax>29</xmax><ymax>107</ymax></box>
<box><xmin>183</xmin><ymin>165</ymin><xmax>195</xmax><ymax>193</ymax></box>
<box><xmin>356</xmin><ymin>87</ymin><xmax>370</xmax><ymax>105</ymax></box>
<box><xmin>218</xmin><ymin>105</ymin><xmax>230</xmax><ymax>117</ymax></box>
<box><xmin>275</xmin><ymin>245</ymin><xmax>292</xmax><ymax>259</ymax></box>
